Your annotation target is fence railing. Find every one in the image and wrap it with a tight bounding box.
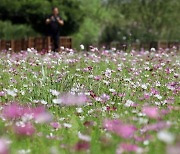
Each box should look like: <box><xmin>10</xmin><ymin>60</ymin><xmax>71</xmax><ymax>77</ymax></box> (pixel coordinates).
<box><xmin>0</xmin><ymin>36</ymin><xmax>72</xmax><ymax>52</ymax></box>
<box><xmin>110</xmin><ymin>41</ymin><xmax>180</xmax><ymax>50</ymax></box>
<box><xmin>0</xmin><ymin>37</ymin><xmax>179</xmax><ymax>52</ymax></box>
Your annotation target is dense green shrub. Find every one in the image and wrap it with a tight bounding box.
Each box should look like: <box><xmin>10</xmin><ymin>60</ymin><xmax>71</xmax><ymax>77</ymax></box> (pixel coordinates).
<box><xmin>0</xmin><ymin>20</ymin><xmax>38</xmax><ymax>40</ymax></box>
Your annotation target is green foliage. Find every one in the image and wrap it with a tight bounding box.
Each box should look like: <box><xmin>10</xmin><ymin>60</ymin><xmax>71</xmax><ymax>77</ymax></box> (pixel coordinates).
<box><xmin>73</xmin><ymin>18</ymin><xmax>100</xmax><ymax>48</ymax></box>
<box><xmin>0</xmin><ymin>20</ymin><xmax>38</xmax><ymax>40</ymax></box>
<box><xmin>0</xmin><ymin>0</ymin><xmax>179</xmax><ymax>47</ymax></box>
<box><xmin>101</xmin><ymin>0</ymin><xmax>180</xmax><ymax>44</ymax></box>
<box><xmin>72</xmin><ymin>0</ymin><xmax>110</xmax><ymax>48</ymax></box>
<box><xmin>0</xmin><ymin>0</ymin><xmax>84</xmax><ymax>36</ymax></box>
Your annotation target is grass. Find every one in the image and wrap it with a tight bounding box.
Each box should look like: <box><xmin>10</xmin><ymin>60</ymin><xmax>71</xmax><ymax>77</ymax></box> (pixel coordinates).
<box><xmin>0</xmin><ymin>48</ymin><xmax>179</xmax><ymax>154</ymax></box>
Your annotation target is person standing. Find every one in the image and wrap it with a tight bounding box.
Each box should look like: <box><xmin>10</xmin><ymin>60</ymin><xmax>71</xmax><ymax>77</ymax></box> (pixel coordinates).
<box><xmin>46</xmin><ymin>7</ymin><xmax>64</xmax><ymax>52</ymax></box>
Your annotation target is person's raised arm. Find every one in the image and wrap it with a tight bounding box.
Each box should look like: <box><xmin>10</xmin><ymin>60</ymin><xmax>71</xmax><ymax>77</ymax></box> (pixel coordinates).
<box><xmin>56</xmin><ymin>17</ymin><xmax>64</xmax><ymax>26</ymax></box>
<box><xmin>46</xmin><ymin>18</ymin><xmax>51</xmax><ymax>24</ymax></box>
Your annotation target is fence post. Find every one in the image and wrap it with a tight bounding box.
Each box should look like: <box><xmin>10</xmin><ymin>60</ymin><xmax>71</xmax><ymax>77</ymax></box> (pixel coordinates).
<box><xmin>150</xmin><ymin>41</ymin><xmax>158</xmax><ymax>49</ymax></box>
<box><xmin>34</xmin><ymin>37</ymin><xmax>43</xmax><ymax>51</ymax></box>
<box><xmin>47</xmin><ymin>36</ymin><xmax>51</xmax><ymax>51</ymax></box>
<box><xmin>0</xmin><ymin>40</ymin><xmax>6</xmax><ymax>51</ymax></box>
<box><xmin>28</xmin><ymin>37</ymin><xmax>34</xmax><ymax>49</ymax></box>
<box><xmin>10</xmin><ymin>40</ymin><xmax>15</xmax><ymax>51</ymax></box>
<box><xmin>0</xmin><ymin>36</ymin><xmax>73</xmax><ymax>52</ymax></box>
<box><xmin>60</xmin><ymin>37</ymin><xmax>73</xmax><ymax>49</ymax></box>
<box><xmin>140</xmin><ymin>43</ymin><xmax>150</xmax><ymax>50</ymax></box>
<box><xmin>68</xmin><ymin>37</ymin><xmax>72</xmax><ymax>49</ymax></box>
<box><xmin>158</xmin><ymin>41</ymin><xmax>168</xmax><ymax>49</ymax></box>
<box><xmin>0</xmin><ymin>40</ymin><xmax>2</xmax><ymax>51</ymax></box>
<box><xmin>22</xmin><ymin>39</ymin><xmax>28</xmax><ymax>51</ymax></box>
<box><xmin>131</xmin><ymin>43</ymin><xmax>140</xmax><ymax>50</ymax></box>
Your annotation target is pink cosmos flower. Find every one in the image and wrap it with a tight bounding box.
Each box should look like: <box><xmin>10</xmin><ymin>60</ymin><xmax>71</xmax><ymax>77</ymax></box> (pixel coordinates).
<box><xmin>150</xmin><ymin>88</ymin><xmax>159</xmax><ymax>95</ymax></box>
<box><xmin>165</xmin><ymin>68</ymin><xmax>170</xmax><ymax>74</ymax></box>
<box><xmin>83</xmin><ymin>121</ymin><xmax>94</xmax><ymax>127</ymax></box>
<box><xmin>117</xmin><ymin>67</ymin><xmax>122</xmax><ymax>71</ymax></box>
<box><xmin>75</xmin><ymin>141</ymin><xmax>90</xmax><ymax>151</ymax></box>
<box><xmin>161</xmin><ymin>109</ymin><xmax>170</xmax><ymax>115</ymax></box>
<box><xmin>32</xmin><ymin>106</ymin><xmax>46</xmax><ymax>117</ymax></box>
<box><xmin>0</xmin><ymin>91</ymin><xmax>5</xmax><ymax>97</ymax></box>
<box><xmin>100</xmin><ymin>94</ymin><xmax>110</xmax><ymax>103</ymax></box>
<box><xmin>14</xmin><ymin>122</ymin><xmax>35</xmax><ymax>136</ymax></box>
<box><xmin>118</xmin><ymin>93</ymin><xmax>125</xmax><ymax>97</ymax></box>
<box><xmin>50</xmin><ymin>122</ymin><xmax>61</xmax><ymax>129</ymax></box>
<box><xmin>3</xmin><ymin>103</ymin><xmax>23</xmax><ymax>119</ymax></box>
<box><xmin>89</xmin><ymin>90</ymin><xmax>97</xmax><ymax>98</ymax></box>
<box><xmin>57</xmin><ymin>93</ymin><xmax>88</xmax><ymax>106</ymax></box>
<box><xmin>165</xmin><ymin>97</ymin><xmax>174</xmax><ymax>104</ymax></box>
<box><xmin>35</xmin><ymin>112</ymin><xmax>52</xmax><ymax>124</ymax></box>
<box><xmin>134</xmin><ymin>135</ymin><xmax>151</xmax><ymax>142</ymax></box>
<box><xmin>141</xmin><ymin>121</ymin><xmax>171</xmax><ymax>133</ymax></box>
<box><xmin>142</xmin><ymin>106</ymin><xmax>159</xmax><ymax>119</ymax></box>
<box><xmin>83</xmin><ymin>66</ymin><xmax>93</xmax><ymax>72</ymax></box>
<box><xmin>144</xmin><ymin>93</ymin><xmax>150</xmax><ymax>99</ymax></box>
<box><xmin>30</xmin><ymin>106</ymin><xmax>52</xmax><ymax>123</ymax></box>
<box><xmin>94</xmin><ymin>75</ymin><xmax>102</xmax><ymax>81</ymax></box>
<box><xmin>166</xmin><ymin>142</ymin><xmax>180</xmax><ymax>154</ymax></box>
<box><xmin>106</xmin><ymin>106</ymin><xmax>117</xmax><ymax>111</ymax></box>
<box><xmin>103</xmin><ymin>119</ymin><xmax>137</xmax><ymax>138</ymax></box>
<box><xmin>3</xmin><ymin>104</ymin><xmax>52</xmax><ymax>124</ymax></box>
<box><xmin>124</xmin><ymin>100</ymin><xmax>137</xmax><ymax>107</ymax></box>
<box><xmin>116</xmin><ymin>143</ymin><xmax>140</xmax><ymax>154</ymax></box>
<box><xmin>0</xmin><ymin>138</ymin><xmax>9</xmax><ymax>154</ymax></box>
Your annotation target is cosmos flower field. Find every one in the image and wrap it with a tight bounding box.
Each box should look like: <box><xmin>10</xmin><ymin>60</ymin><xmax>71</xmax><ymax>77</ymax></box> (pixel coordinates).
<box><xmin>0</xmin><ymin>47</ymin><xmax>179</xmax><ymax>154</ymax></box>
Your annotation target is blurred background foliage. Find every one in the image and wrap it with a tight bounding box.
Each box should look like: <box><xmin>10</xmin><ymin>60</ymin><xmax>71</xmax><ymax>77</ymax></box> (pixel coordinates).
<box><xmin>0</xmin><ymin>0</ymin><xmax>179</xmax><ymax>48</ymax></box>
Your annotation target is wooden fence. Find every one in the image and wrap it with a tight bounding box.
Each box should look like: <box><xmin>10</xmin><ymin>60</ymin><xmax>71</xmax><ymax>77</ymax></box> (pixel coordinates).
<box><xmin>0</xmin><ymin>36</ymin><xmax>72</xmax><ymax>52</ymax></box>
<box><xmin>110</xmin><ymin>41</ymin><xmax>180</xmax><ymax>50</ymax></box>
<box><xmin>0</xmin><ymin>37</ymin><xmax>179</xmax><ymax>52</ymax></box>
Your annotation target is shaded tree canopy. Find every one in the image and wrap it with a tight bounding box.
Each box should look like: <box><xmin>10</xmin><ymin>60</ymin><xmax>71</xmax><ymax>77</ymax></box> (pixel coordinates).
<box><xmin>0</xmin><ymin>0</ymin><xmax>179</xmax><ymax>47</ymax></box>
<box><xmin>101</xmin><ymin>0</ymin><xmax>180</xmax><ymax>43</ymax></box>
<box><xmin>0</xmin><ymin>0</ymin><xmax>84</xmax><ymax>36</ymax></box>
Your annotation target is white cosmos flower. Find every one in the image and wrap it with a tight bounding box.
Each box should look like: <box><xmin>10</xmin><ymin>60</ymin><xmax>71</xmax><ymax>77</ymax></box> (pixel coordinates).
<box><xmin>167</xmin><ymin>85</ymin><xmax>175</xmax><ymax>91</ymax></box>
<box><xmin>60</xmin><ymin>46</ymin><xmax>64</xmax><ymax>50</ymax></box>
<box><xmin>6</xmin><ymin>89</ymin><xmax>17</xmax><ymax>97</ymax></box>
<box><xmin>155</xmin><ymin>81</ymin><xmax>161</xmax><ymax>87</ymax></box>
<box><xmin>80</xmin><ymin>44</ymin><xmax>85</xmax><ymax>50</ymax></box>
<box><xmin>21</xmin><ymin>114</ymin><xmax>34</xmax><ymax>122</ymax></box>
<box><xmin>109</xmin><ymin>89</ymin><xmax>116</xmax><ymax>92</ymax></box>
<box><xmin>63</xmin><ymin>123</ymin><xmax>72</xmax><ymax>128</ymax></box>
<box><xmin>50</xmin><ymin>89</ymin><xmax>60</xmax><ymax>96</ymax></box>
<box><xmin>124</xmin><ymin>100</ymin><xmax>134</xmax><ymax>107</ymax></box>
<box><xmin>141</xmin><ymin>84</ymin><xmax>147</xmax><ymax>89</ymax></box>
<box><xmin>27</xmin><ymin>48</ymin><xmax>32</xmax><ymax>52</ymax></box>
<box><xmin>88</xmin><ymin>75</ymin><xmax>94</xmax><ymax>78</ymax></box>
<box><xmin>76</xmin><ymin>108</ymin><xmax>83</xmax><ymax>113</ymax></box>
<box><xmin>41</xmin><ymin>100</ymin><xmax>48</xmax><ymax>105</ymax></box>
<box><xmin>84</xmin><ymin>92</ymin><xmax>90</xmax><ymax>96</ymax></box>
<box><xmin>95</xmin><ymin>97</ymin><xmax>102</xmax><ymax>102</ymax></box>
<box><xmin>138</xmin><ymin>118</ymin><xmax>148</xmax><ymax>124</ymax></box>
<box><xmin>103</xmin><ymin>80</ymin><xmax>110</xmax><ymax>85</ymax></box>
<box><xmin>143</xmin><ymin>140</ymin><xmax>149</xmax><ymax>145</ymax></box>
<box><xmin>155</xmin><ymin>94</ymin><xmax>162</xmax><ymax>100</ymax></box>
<box><xmin>155</xmin><ymin>101</ymin><xmax>161</xmax><ymax>106</ymax></box>
<box><xmin>112</xmin><ymin>48</ymin><xmax>116</xmax><ymax>51</ymax></box>
<box><xmin>52</xmin><ymin>99</ymin><xmax>62</xmax><ymax>104</ymax></box>
<box><xmin>157</xmin><ymin>130</ymin><xmax>175</xmax><ymax>144</ymax></box>
<box><xmin>79</xmin><ymin>116</ymin><xmax>84</xmax><ymax>121</ymax></box>
<box><xmin>150</xmin><ymin>48</ymin><xmax>156</xmax><ymax>52</ymax></box>
<box><xmin>78</xmin><ymin>132</ymin><xmax>91</xmax><ymax>142</ymax></box>
<box><xmin>17</xmin><ymin>149</ymin><xmax>31</xmax><ymax>154</ymax></box>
